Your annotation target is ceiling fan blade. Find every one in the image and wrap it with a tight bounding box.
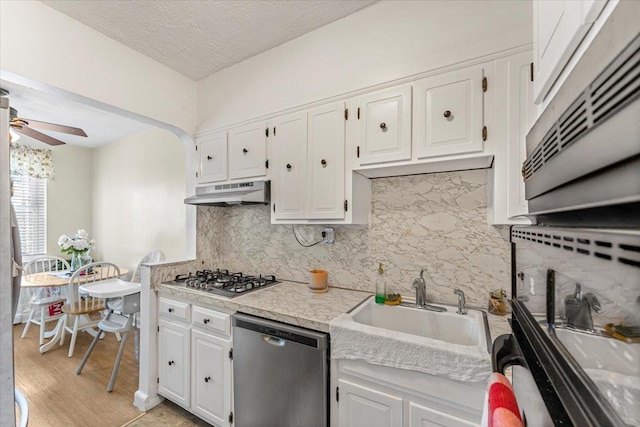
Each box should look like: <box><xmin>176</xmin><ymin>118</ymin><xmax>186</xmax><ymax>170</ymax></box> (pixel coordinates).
<box><xmin>16</xmin><ymin>118</ymin><xmax>88</xmax><ymax>137</ymax></box>
<box><xmin>12</xmin><ymin>125</ymin><xmax>67</xmax><ymax>146</ymax></box>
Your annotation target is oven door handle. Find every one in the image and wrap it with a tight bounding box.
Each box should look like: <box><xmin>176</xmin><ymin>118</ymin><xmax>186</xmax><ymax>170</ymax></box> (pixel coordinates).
<box><xmin>492</xmin><ymin>334</ymin><xmax>526</xmax><ymax>374</ymax></box>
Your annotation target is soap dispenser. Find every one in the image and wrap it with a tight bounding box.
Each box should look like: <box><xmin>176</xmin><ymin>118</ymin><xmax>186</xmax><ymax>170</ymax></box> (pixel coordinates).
<box><xmin>375</xmin><ymin>262</ymin><xmax>386</xmax><ymax>304</ymax></box>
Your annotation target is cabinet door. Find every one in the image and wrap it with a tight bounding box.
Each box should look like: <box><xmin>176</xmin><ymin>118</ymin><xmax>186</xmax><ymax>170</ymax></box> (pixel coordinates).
<box><xmin>533</xmin><ymin>0</ymin><xmax>606</xmax><ymax>103</ymax></box>
<box><xmin>158</xmin><ymin>320</ymin><xmax>190</xmax><ymax>408</ymax></box>
<box><xmin>191</xmin><ymin>330</ymin><xmax>231</xmax><ymax>427</ymax></box>
<box><xmin>409</xmin><ymin>401</ymin><xmax>477</xmax><ymax>427</ymax></box>
<box><xmin>307</xmin><ymin>101</ymin><xmax>346</xmax><ymax>219</ymax></box>
<box><xmin>507</xmin><ymin>53</ymin><xmax>536</xmax><ymax>219</ymax></box>
<box><xmin>358</xmin><ymin>86</ymin><xmax>412</xmax><ymax>165</ymax></box>
<box><xmin>229</xmin><ymin>121</ymin><xmax>267</xmax><ymax>179</ymax></box>
<box><xmin>272</xmin><ymin>111</ymin><xmax>307</xmax><ymax>220</ymax></box>
<box><xmin>197</xmin><ymin>132</ymin><xmax>227</xmax><ymax>183</ymax></box>
<box><xmin>338</xmin><ymin>379</ymin><xmax>402</xmax><ymax>427</ymax></box>
<box><xmin>414</xmin><ymin>66</ymin><xmax>484</xmax><ymax>159</ymax></box>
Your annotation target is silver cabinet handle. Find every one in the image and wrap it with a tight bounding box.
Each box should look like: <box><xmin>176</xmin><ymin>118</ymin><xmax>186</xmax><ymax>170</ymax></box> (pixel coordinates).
<box><xmin>168</xmin><ymin>360</ymin><xmax>175</xmax><ymax>366</ymax></box>
<box><xmin>204</xmin><ymin>376</ymin><xmax>211</xmax><ymax>383</ymax></box>
<box><xmin>207</xmin><ymin>155</ymin><xmax>213</xmax><ymax>160</ymax></box>
<box><xmin>242</xmin><ymin>148</ymin><xmax>248</xmax><ymax>154</ymax></box>
<box><xmin>444</xmin><ymin>110</ymin><xmax>452</xmax><ymax>118</ymax></box>
<box><xmin>321</xmin><ymin>159</ymin><xmax>327</xmax><ymax>166</ymax></box>
<box><xmin>380</xmin><ymin>122</ymin><xmax>387</xmax><ymax>130</ymax></box>
<box><xmin>286</xmin><ymin>164</ymin><xmax>292</xmax><ymax>171</ymax></box>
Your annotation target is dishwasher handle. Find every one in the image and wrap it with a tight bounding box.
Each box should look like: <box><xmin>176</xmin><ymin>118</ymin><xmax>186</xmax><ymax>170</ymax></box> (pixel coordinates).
<box><xmin>262</xmin><ymin>335</ymin><xmax>286</xmax><ymax>346</ymax></box>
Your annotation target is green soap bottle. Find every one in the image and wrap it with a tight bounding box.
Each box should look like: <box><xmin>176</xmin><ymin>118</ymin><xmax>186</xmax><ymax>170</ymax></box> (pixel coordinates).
<box><xmin>375</xmin><ymin>262</ymin><xmax>386</xmax><ymax>304</ymax></box>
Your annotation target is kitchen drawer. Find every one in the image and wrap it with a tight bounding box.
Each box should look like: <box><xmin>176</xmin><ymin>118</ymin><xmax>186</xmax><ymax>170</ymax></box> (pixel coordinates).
<box><xmin>159</xmin><ymin>297</ymin><xmax>191</xmax><ymax>323</ymax></box>
<box><xmin>192</xmin><ymin>306</ymin><xmax>231</xmax><ymax>336</ymax></box>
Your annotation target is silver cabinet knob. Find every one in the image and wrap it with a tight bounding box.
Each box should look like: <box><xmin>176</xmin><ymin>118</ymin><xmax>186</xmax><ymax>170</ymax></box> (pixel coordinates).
<box><xmin>242</xmin><ymin>148</ymin><xmax>248</xmax><ymax>154</ymax></box>
<box><xmin>380</xmin><ymin>122</ymin><xmax>387</xmax><ymax>130</ymax></box>
<box><xmin>444</xmin><ymin>110</ymin><xmax>452</xmax><ymax>118</ymax></box>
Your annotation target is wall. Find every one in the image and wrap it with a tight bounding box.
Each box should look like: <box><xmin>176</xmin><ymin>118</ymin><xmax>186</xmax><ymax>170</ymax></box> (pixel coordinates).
<box><xmin>45</xmin><ymin>144</ymin><xmax>93</xmax><ymax>256</ymax></box>
<box><xmin>197</xmin><ymin>0</ymin><xmax>532</xmax><ymax>130</ymax></box>
<box><xmin>197</xmin><ymin>170</ymin><xmax>511</xmax><ymax>306</ymax></box>
<box><xmin>92</xmin><ymin>128</ymin><xmax>186</xmax><ymax>274</ymax></box>
<box><xmin>0</xmin><ymin>0</ymin><xmax>196</xmax><ymax>136</ymax></box>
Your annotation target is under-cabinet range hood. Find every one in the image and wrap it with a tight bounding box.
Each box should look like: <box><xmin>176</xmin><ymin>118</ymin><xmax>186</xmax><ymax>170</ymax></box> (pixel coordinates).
<box><xmin>184</xmin><ymin>180</ymin><xmax>270</xmax><ymax>206</ymax></box>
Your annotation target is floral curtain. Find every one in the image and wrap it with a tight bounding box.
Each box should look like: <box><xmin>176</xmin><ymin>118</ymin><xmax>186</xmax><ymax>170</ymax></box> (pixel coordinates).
<box><xmin>9</xmin><ymin>142</ymin><xmax>55</xmax><ymax>179</ymax></box>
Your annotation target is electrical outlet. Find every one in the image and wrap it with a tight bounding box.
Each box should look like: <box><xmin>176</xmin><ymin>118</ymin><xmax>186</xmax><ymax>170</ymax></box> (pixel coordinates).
<box><xmin>323</xmin><ymin>227</ymin><xmax>335</xmax><ymax>244</ymax></box>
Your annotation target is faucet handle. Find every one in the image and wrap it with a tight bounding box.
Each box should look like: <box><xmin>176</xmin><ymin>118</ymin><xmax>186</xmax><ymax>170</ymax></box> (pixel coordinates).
<box><xmin>574</xmin><ymin>283</ymin><xmax>582</xmax><ymax>299</ymax></box>
<box><xmin>583</xmin><ymin>293</ymin><xmax>601</xmax><ymax>312</ymax></box>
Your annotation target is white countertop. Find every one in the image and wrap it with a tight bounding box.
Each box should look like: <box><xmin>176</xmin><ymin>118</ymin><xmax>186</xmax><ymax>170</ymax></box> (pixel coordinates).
<box><xmin>156</xmin><ymin>279</ymin><xmax>512</xmax><ymax>339</ymax></box>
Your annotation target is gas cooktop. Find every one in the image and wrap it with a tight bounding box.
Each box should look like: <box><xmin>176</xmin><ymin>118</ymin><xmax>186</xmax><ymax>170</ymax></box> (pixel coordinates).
<box><xmin>167</xmin><ymin>269</ymin><xmax>278</xmax><ymax>298</ymax></box>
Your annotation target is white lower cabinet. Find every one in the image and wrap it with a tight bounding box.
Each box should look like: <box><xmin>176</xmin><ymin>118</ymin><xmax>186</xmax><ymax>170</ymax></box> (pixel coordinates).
<box><xmin>158</xmin><ymin>320</ymin><xmax>190</xmax><ymax>408</ymax></box>
<box><xmin>335</xmin><ymin>359</ymin><xmax>484</xmax><ymax>427</ymax></box>
<box><xmin>339</xmin><ymin>379</ymin><xmax>403</xmax><ymax>427</ymax></box>
<box><xmin>157</xmin><ymin>297</ymin><xmax>233</xmax><ymax>427</ymax></box>
<box><xmin>191</xmin><ymin>330</ymin><xmax>232</xmax><ymax>426</ymax></box>
<box><xmin>409</xmin><ymin>402</ymin><xmax>477</xmax><ymax>427</ymax></box>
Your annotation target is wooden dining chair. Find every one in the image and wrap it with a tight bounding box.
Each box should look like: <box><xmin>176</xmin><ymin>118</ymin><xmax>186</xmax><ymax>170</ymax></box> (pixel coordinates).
<box><xmin>20</xmin><ymin>256</ymin><xmax>70</xmax><ymax>345</ymax></box>
<box><xmin>61</xmin><ymin>261</ymin><xmax>120</xmax><ymax>357</ymax></box>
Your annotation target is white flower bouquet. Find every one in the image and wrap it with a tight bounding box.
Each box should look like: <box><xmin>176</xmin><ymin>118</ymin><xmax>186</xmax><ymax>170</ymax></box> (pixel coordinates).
<box><xmin>58</xmin><ymin>229</ymin><xmax>96</xmax><ymax>256</ymax></box>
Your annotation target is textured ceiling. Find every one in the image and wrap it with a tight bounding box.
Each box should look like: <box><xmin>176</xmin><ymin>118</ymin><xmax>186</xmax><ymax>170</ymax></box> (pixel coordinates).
<box><xmin>2</xmin><ymin>80</ymin><xmax>153</xmax><ymax>147</ymax></box>
<box><xmin>41</xmin><ymin>0</ymin><xmax>378</xmax><ymax>81</ymax></box>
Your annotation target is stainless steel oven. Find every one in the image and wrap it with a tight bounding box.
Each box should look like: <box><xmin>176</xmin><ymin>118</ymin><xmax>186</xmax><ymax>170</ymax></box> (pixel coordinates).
<box><xmin>492</xmin><ymin>4</ymin><xmax>640</xmax><ymax>426</ymax></box>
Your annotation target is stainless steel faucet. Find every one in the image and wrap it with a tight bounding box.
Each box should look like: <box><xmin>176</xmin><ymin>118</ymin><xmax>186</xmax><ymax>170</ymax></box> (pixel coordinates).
<box><xmin>411</xmin><ymin>268</ymin><xmax>446</xmax><ymax>312</ymax></box>
<box><xmin>564</xmin><ymin>283</ymin><xmax>601</xmax><ymax>332</ymax></box>
<box><xmin>453</xmin><ymin>288</ymin><xmax>467</xmax><ymax>315</ymax></box>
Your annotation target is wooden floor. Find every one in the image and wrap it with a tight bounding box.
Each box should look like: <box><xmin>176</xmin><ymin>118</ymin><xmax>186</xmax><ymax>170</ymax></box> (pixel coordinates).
<box><xmin>14</xmin><ymin>322</ymin><xmax>142</xmax><ymax>427</ymax></box>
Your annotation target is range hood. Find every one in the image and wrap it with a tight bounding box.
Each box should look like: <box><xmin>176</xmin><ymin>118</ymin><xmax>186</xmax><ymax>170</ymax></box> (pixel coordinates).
<box><xmin>184</xmin><ymin>180</ymin><xmax>270</xmax><ymax>207</ymax></box>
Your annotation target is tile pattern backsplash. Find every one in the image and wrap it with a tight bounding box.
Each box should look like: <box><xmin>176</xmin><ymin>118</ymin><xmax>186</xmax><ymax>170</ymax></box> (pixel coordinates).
<box><xmin>197</xmin><ymin>170</ymin><xmax>511</xmax><ymax>306</ymax></box>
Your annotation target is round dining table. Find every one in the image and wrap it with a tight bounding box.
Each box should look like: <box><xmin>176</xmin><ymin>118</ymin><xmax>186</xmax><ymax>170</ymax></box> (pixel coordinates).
<box><xmin>21</xmin><ymin>267</ymin><xmax>128</xmax><ymax>353</ymax></box>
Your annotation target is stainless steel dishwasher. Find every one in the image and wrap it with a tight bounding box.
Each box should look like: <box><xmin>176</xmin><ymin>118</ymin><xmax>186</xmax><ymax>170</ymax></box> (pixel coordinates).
<box><xmin>232</xmin><ymin>313</ymin><xmax>328</xmax><ymax>427</ymax></box>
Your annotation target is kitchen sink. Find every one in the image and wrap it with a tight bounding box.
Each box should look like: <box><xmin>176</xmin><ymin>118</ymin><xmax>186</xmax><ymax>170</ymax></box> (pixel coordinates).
<box><xmin>350</xmin><ymin>296</ymin><xmax>491</xmax><ymax>351</ymax></box>
<box><xmin>554</xmin><ymin>327</ymin><xmax>640</xmax><ymax>377</ymax></box>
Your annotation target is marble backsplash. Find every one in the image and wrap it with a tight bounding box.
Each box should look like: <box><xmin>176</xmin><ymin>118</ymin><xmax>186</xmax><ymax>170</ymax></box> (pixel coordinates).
<box><xmin>196</xmin><ymin>169</ymin><xmax>511</xmax><ymax>306</ymax></box>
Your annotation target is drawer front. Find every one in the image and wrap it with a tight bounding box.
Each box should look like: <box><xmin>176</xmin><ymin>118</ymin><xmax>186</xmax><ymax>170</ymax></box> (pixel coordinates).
<box><xmin>192</xmin><ymin>306</ymin><xmax>231</xmax><ymax>336</ymax></box>
<box><xmin>159</xmin><ymin>297</ymin><xmax>191</xmax><ymax>323</ymax></box>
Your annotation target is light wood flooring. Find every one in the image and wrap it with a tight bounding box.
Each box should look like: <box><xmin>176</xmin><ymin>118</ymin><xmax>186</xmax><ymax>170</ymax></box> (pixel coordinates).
<box><xmin>14</xmin><ymin>323</ymin><xmax>208</xmax><ymax>427</ymax></box>
<box><xmin>14</xmin><ymin>322</ymin><xmax>143</xmax><ymax>427</ymax></box>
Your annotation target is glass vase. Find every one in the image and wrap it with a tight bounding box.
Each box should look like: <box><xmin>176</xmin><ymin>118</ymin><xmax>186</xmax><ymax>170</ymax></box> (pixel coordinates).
<box><xmin>70</xmin><ymin>251</ymin><xmax>92</xmax><ymax>272</ymax></box>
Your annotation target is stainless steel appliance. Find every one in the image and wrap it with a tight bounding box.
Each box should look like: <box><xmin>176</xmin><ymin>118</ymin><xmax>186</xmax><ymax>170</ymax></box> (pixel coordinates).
<box><xmin>232</xmin><ymin>313</ymin><xmax>329</xmax><ymax>427</ymax></box>
<box><xmin>184</xmin><ymin>180</ymin><xmax>270</xmax><ymax>206</ymax></box>
<box><xmin>166</xmin><ymin>269</ymin><xmax>279</xmax><ymax>298</ymax></box>
<box><xmin>493</xmin><ymin>5</ymin><xmax>640</xmax><ymax>426</ymax></box>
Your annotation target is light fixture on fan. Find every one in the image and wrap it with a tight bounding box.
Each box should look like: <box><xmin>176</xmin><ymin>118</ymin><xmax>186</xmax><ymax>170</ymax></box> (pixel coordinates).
<box><xmin>1</xmin><ymin>87</ymin><xmax>88</xmax><ymax>146</ymax></box>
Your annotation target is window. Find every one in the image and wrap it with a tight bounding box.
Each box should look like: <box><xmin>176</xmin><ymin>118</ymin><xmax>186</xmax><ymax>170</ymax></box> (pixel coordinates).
<box><xmin>11</xmin><ymin>174</ymin><xmax>47</xmax><ymax>259</ymax></box>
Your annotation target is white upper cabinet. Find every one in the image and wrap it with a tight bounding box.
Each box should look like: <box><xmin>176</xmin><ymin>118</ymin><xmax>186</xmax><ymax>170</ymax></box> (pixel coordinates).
<box><xmin>229</xmin><ymin>121</ymin><xmax>267</xmax><ymax>179</ymax></box>
<box><xmin>306</xmin><ymin>102</ymin><xmax>346</xmax><ymax>219</ymax></box>
<box><xmin>271</xmin><ymin>102</ymin><xmax>348</xmax><ymax>222</ymax></box>
<box><xmin>413</xmin><ymin>66</ymin><xmax>485</xmax><ymax>159</ymax></box>
<box><xmin>533</xmin><ymin>0</ymin><xmax>607</xmax><ymax>103</ymax></box>
<box><xmin>490</xmin><ymin>50</ymin><xmax>536</xmax><ymax>225</ymax></box>
<box><xmin>357</xmin><ymin>86</ymin><xmax>412</xmax><ymax>165</ymax></box>
<box><xmin>272</xmin><ymin>111</ymin><xmax>308</xmax><ymax>220</ymax></box>
<box><xmin>196</xmin><ymin>132</ymin><xmax>227</xmax><ymax>184</ymax></box>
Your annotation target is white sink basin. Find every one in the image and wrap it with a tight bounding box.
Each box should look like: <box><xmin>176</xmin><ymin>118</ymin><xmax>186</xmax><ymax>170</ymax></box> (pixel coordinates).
<box><xmin>350</xmin><ymin>297</ymin><xmax>490</xmax><ymax>350</ymax></box>
<box><xmin>554</xmin><ymin>328</ymin><xmax>640</xmax><ymax>377</ymax></box>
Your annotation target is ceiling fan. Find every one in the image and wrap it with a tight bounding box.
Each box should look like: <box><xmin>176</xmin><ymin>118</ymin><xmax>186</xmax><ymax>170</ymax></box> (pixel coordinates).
<box><xmin>2</xmin><ymin>88</ymin><xmax>88</xmax><ymax>146</ymax></box>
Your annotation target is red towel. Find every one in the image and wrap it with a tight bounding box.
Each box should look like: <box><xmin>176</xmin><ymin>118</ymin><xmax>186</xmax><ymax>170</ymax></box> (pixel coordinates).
<box><xmin>487</xmin><ymin>373</ymin><xmax>523</xmax><ymax>427</ymax></box>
